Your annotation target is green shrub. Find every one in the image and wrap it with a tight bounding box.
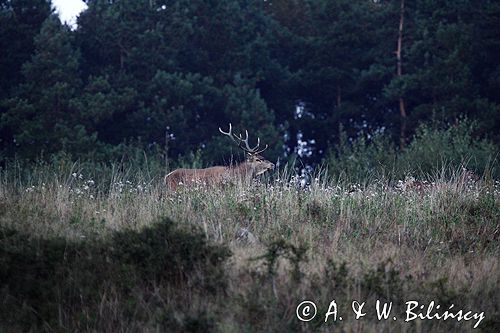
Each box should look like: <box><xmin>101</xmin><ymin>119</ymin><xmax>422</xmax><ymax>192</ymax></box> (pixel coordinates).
<box><xmin>110</xmin><ymin>219</ymin><xmax>231</xmax><ymax>287</ymax></box>
<box><xmin>0</xmin><ymin>218</ymin><xmax>231</xmax><ymax>331</ymax></box>
<box><xmin>402</xmin><ymin>120</ymin><xmax>497</xmax><ymax>177</ymax></box>
<box><xmin>325</xmin><ymin>127</ymin><xmax>398</xmax><ymax>182</ymax></box>
<box><xmin>325</xmin><ymin>119</ymin><xmax>498</xmax><ymax>182</ymax></box>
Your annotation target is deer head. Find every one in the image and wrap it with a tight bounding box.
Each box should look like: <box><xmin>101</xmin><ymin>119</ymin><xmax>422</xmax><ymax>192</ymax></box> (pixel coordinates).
<box><xmin>219</xmin><ymin>123</ymin><xmax>274</xmax><ymax>177</ymax></box>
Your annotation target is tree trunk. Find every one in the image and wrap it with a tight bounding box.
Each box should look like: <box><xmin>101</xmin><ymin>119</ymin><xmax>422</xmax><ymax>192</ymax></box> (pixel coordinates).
<box><xmin>396</xmin><ymin>0</ymin><xmax>407</xmax><ymax>149</ymax></box>
<box><xmin>336</xmin><ymin>84</ymin><xmax>342</xmax><ymax>108</ymax></box>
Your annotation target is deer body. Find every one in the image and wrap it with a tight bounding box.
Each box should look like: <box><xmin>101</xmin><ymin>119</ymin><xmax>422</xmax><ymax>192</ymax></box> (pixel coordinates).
<box><xmin>164</xmin><ymin>124</ymin><xmax>274</xmax><ymax>191</ymax></box>
<box><xmin>165</xmin><ymin>159</ymin><xmax>273</xmax><ymax>190</ymax></box>
<box><xmin>165</xmin><ymin>166</ymin><xmax>228</xmax><ymax>190</ymax></box>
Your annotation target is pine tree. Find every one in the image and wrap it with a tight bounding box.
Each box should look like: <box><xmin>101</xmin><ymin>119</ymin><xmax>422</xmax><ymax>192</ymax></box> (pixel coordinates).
<box><xmin>0</xmin><ymin>0</ymin><xmax>52</xmax><ymax>98</ymax></box>
<box><xmin>1</xmin><ymin>15</ymin><xmax>91</xmax><ymax>158</ymax></box>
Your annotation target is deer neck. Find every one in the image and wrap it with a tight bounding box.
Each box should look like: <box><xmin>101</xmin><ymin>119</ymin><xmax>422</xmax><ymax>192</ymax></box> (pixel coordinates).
<box><xmin>230</xmin><ymin>161</ymin><xmax>255</xmax><ymax>178</ymax></box>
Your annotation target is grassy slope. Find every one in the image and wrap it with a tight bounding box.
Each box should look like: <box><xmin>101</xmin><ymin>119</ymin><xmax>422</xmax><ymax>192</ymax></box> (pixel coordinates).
<box><xmin>0</xmin><ymin>166</ymin><xmax>499</xmax><ymax>332</ymax></box>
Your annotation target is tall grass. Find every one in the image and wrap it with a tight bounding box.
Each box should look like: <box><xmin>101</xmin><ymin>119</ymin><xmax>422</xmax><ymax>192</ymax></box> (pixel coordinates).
<box><xmin>0</xmin><ymin>162</ymin><xmax>499</xmax><ymax>332</ymax></box>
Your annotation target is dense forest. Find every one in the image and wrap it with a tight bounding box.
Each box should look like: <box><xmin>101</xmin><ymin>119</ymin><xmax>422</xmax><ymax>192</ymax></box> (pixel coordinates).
<box><xmin>1</xmin><ymin>0</ymin><xmax>499</xmax><ymax>168</ymax></box>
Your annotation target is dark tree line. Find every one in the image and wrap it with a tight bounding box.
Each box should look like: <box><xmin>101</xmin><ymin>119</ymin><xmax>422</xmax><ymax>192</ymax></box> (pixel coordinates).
<box><xmin>1</xmin><ymin>0</ymin><xmax>498</xmax><ymax>166</ymax></box>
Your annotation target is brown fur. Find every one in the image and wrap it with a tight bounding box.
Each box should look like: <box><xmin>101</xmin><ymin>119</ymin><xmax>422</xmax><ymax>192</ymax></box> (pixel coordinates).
<box><xmin>165</xmin><ymin>156</ymin><xmax>274</xmax><ymax>191</ymax></box>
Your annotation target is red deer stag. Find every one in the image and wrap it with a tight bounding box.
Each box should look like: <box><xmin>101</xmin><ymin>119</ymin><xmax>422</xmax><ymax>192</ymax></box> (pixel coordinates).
<box><xmin>165</xmin><ymin>124</ymin><xmax>274</xmax><ymax>190</ymax></box>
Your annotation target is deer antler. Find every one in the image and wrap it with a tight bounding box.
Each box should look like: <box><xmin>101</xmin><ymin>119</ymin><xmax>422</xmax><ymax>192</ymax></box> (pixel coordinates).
<box><xmin>219</xmin><ymin>123</ymin><xmax>268</xmax><ymax>155</ymax></box>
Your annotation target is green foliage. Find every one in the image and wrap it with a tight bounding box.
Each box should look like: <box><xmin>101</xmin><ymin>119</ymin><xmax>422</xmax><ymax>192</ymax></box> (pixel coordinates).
<box><xmin>110</xmin><ymin>219</ymin><xmax>231</xmax><ymax>285</ymax></box>
<box><xmin>0</xmin><ymin>0</ymin><xmax>52</xmax><ymax>98</ymax></box>
<box><xmin>258</xmin><ymin>239</ymin><xmax>308</xmax><ymax>283</ymax></box>
<box><xmin>0</xmin><ymin>217</ymin><xmax>231</xmax><ymax>331</ymax></box>
<box><xmin>0</xmin><ymin>0</ymin><xmax>498</xmax><ymax>173</ymax></box>
<box><xmin>1</xmin><ymin>15</ymin><xmax>91</xmax><ymax>158</ymax></box>
<box><xmin>326</xmin><ymin>126</ymin><xmax>397</xmax><ymax>182</ymax></box>
<box><xmin>326</xmin><ymin>120</ymin><xmax>498</xmax><ymax>181</ymax></box>
<box><xmin>402</xmin><ymin>120</ymin><xmax>497</xmax><ymax>176</ymax></box>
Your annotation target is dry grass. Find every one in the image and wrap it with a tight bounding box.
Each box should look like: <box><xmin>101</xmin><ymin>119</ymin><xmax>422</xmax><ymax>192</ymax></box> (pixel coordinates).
<box><xmin>0</xmin><ymin>165</ymin><xmax>499</xmax><ymax>332</ymax></box>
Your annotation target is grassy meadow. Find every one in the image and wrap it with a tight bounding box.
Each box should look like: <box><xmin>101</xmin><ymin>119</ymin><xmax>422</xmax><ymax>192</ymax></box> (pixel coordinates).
<box><xmin>0</xmin><ymin>162</ymin><xmax>499</xmax><ymax>332</ymax></box>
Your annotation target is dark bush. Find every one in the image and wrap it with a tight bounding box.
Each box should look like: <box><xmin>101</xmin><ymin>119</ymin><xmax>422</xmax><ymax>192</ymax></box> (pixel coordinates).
<box><xmin>0</xmin><ymin>218</ymin><xmax>231</xmax><ymax>331</ymax></box>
